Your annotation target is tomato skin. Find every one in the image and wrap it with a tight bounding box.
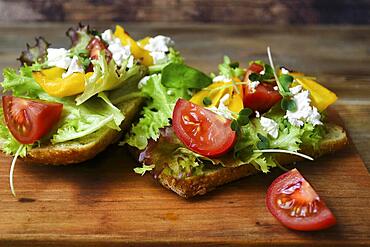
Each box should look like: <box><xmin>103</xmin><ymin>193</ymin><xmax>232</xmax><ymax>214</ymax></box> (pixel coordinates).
<box><xmin>2</xmin><ymin>96</ymin><xmax>63</xmax><ymax>144</ymax></box>
<box><xmin>243</xmin><ymin>82</ymin><xmax>282</xmax><ymax>113</ymax></box>
<box><xmin>242</xmin><ymin>63</ymin><xmax>281</xmax><ymax>113</ymax></box>
<box><xmin>87</xmin><ymin>37</ymin><xmax>112</xmax><ymax>61</ymax></box>
<box><xmin>248</xmin><ymin>62</ymin><xmax>264</xmax><ymax>74</ymax></box>
<box><xmin>172</xmin><ymin>99</ymin><xmax>236</xmax><ymax>157</ymax></box>
<box><xmin>266</xmin><ymin>169</ymin><xmax>336</xmax><ymax>231</ymax></box>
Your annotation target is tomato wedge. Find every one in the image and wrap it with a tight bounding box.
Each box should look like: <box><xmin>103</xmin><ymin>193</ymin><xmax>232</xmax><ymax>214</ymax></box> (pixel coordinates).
<box><xmin>2</xmin><ymin>96</ymin><xmax>63</xmax><ymax>144</ymax></box>
<box><xmin>87</xmin><ymin>37</ymin><xmax>112</xmax><ymax>61</ymax></box>
<box><xmin>243</xmin><ymin>82</ymin><xmax>282</xmax><ymax>113</ymax></box>
<box><xmin>242</xmin><ymin>63</ymin><xmax>282</xmax><ymax>113</ymax></box>
<box><xmin>172</xmin><ymin>99</ymin><xmax>236</xmax><ymax>157</ymax></box>
<box><xmin>266</xmin><ymin>169</ymin><xmax>336</xmax><ymax>231</ymax></box>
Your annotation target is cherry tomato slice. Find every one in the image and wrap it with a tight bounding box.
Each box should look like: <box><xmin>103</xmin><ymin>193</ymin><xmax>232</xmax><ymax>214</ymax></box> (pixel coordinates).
<box><xmin>242</xmin><ymin>62</ymin><xmax>282</xmax><ymax>113</ymax></box>
<box><xmin>243</xmin><ymin>82</ymin><xmax>282</xmax><ymax>113</ymax></box>
<box><xmin>248</xmin><ymin>62</ymin><xmax>264</xmax><ymax>74</ymax></box>
<box><xmin>172</xmin><ymin>99</ymin><xmax>236</xmax><ymax>157</ymax></box>
<box><xmin>266</xmin><ymin>168</ymin><xmax>336</xmax><ymax>231</ymax></box>
<box><xmin>87</xmin><ymin>37</ymin><xmax>112</xmax><ymax>61</ymax></box>
<box><xmin>2</xmin><ymin>96</ymin><xmax>63</xmax><ymax>144</ymax></box>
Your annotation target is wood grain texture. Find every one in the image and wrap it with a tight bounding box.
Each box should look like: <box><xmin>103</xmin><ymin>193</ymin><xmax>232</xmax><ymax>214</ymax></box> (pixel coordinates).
<box><xmin>0</xmin><ymin>0</ymin><xmax>370</xmax><ymax>24</ymax></box>
<box><xmin>0</xmin><ymin>23</ymin><xmax>369</xmax><ymax>246</ymax></box>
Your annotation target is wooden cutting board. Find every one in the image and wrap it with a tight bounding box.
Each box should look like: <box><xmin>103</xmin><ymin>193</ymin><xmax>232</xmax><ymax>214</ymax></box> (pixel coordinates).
<box><xmin>0</xmin><ymin>110</ymin><xmax>369</xmax><ymax>246</ymax></box>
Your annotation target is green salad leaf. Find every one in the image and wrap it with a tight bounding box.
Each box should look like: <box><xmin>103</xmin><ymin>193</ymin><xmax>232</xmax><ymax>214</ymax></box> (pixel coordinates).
<box><xmin>124</xmin><ymin>74</ymin><xmax>191</xmax><ymax>149</ymax></box>
<box><xmin>161</xmin><ymin>63</ymin><xmax>212</xmax><ymax>89</ymax></box>
<box><xmin>218</xmin><ymin>56</ymin><xmax>244</xmax><ymax>79</ymax></box>
<box><xmin>76</xmin><ymin>53</ymin><xmax>147</xmax><ymax>105</ymax></box>
<box><xmin>1</xmin><ymin>65</ymin><xmax>125</xmax><ymax>152</ymax></box>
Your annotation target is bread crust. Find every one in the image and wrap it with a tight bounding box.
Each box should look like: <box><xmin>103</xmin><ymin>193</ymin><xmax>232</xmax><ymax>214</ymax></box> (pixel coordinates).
<box><xmin>153</xmin><ymin>124</ymin><xmax>348</xmax><ymax>198</ymax></box>
<box><xmin>23</xmin><ymin>97</ymin><xmax>145</xmax><ymax>165</ymax></box>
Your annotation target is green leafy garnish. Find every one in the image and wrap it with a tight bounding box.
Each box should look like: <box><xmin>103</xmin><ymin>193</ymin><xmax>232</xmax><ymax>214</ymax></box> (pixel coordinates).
<box><xmin>237</xmin><ymin>108</ymin><xmax>253</xmax><ymax>126</ymax></box>
<box><xmin>257</xmin><ymin>133</ymin><xmax>270</xmax><ymax>150</ymax></box>
<box><xmin>278</xmin><ymin>74</ymin><xmax>294</xmax><ymax>96</ymax></box>
<box><xmin>281</xmin><ymin>97</ymin><xmax>297</xmax><ymax>112</ymax></box>
<box><xmin>161</xmin><ymin>63</ymin><xmax>212</xmax><ymax>89</ymax></box>
<box><xmin>218</xmin><ymin>56</ymin><xmax>244</xmax><ymax>79</ymax></box>
<box><xmin>134</xmin><ymin>164</ymin><xmax>155</xmax><ymax>176</ymax></box>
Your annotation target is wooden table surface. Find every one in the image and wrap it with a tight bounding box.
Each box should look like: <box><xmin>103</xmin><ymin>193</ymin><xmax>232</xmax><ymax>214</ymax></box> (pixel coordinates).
<box><xmin>0</xmin><ymin>23</ymin><xmax>369</xmax><ymax>246</ymax></box>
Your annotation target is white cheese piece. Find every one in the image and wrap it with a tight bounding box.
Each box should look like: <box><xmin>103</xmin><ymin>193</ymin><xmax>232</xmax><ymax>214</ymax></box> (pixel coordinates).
<box><xmin>150</xmin><ymin>51</ymin><xmax>168</xmax><ymax>64</ymax></box>
<box><xmin>47</xmin><ymin>48</ymin><xmax>71</xmax><ymax>69</ymax></box>
<box><xmin>62</xmin><ymin>56</ymin><xmax>84</xmax><ymax>79</ymax></box>
<box><xmin>108</xmin><ymin>42</ymin><xmax>131</xmax><ymax>66</ymax></box>
<box><xmin>273</xmin><ymin>86</ymin><xmax>279</xmax><ymax>91</ymax></box>
<box><xmin>101</xmin><ymin>29</ymin><xmax>132</xmax><ymax>66</ymax></box>
<box><xmin>255</xmin><ymin>111</ymin><xmax>260</xmax><ymax>118</ymax></box>
<box><xmin>145</xmin><ymin>35</ymin><xmax>174</xmax><ymax>65</ymax></box>
<box><xmin>260</xmin><ymin>69</ymin><xmax>265</xmax><ymax>75</ymax></box>
<box><xmin>101</xmin><ymin>29</ymin><xmax>114</xmax><ymax>44</ymax></box>
<box><xmin>249</xmin><ymin>81</ymin><xmax>260</xmax><ymax>90</ymax></box>
<box><xmin>289</xmin><ymin>85</ymin><xmax>302</xmax><ymax>95</ymax></box>
<box><xmin>212</xmin><ymin>75</ymin><xmax>231</xmax><ymax>83</ymax></box>
<box><xmin>285</xmin><ymin>87</ymin><xmax>322</xmax><ymax>127</ymax></box>
<box><xmin>260</xmin><ymin>116</ymin><xmax>279</xmax><ymax>139</ymax></box>
<box><xmin>281</xmin><ymin>67</ymin><xmax>290</xmax><ymax>74</ymax></box>
<box><xmin>207</xmin><ymin>94</ymin><xmax>234</xmax><ymax>120</ymax></box>
<box><xmin>138</xmin><ymin>75</ymin><xmax>150</xmax><ymax>89</ymax></box>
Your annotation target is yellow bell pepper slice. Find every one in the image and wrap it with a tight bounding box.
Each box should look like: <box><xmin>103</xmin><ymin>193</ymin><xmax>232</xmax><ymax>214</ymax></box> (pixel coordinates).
<box><xmin>137</xmin><ymin>36</ymin><xmax>151</xmax><ymax>49</ymax></box>
<box><xmin>114</xmin><ymin>25</ymin><xmax>153</xmax><ymax>66</ymax></box>
<box><xmin>33</xmin><ymin>67</ymin><xmax>93</xmax><ymax>98</ymax></box>
<box><xmin>290</xmin><ymin>72</ymin><xmax>337</xmax><ymax>112</ymax></box>
<box><xmin>190</xmin><ymin>80</ymin><xmax>244</xmax><ymax>116</ymax></box>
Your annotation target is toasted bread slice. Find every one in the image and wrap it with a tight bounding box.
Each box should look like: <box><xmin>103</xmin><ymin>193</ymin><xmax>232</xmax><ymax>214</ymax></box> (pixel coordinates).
<box><xmin>23</xmin><ymin>97</ymin><xmax>144</xmax><ymax>165</ymax></box>
<box><xmin>153</xmin><ymin>123</ymin><xmax>348</xmax><ymax>198</ymax></box>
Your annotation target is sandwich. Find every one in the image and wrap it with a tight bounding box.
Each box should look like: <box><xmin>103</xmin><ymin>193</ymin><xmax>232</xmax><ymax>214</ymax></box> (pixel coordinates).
<box><xmin>126</xmin><ymin>47</ymin><xmax>347</xmax><ymax>198</ymax></box>
<box><xmin>0</xmin><ymin>23</ymin><xmax>183</xmax><ymax>196</ymax></box>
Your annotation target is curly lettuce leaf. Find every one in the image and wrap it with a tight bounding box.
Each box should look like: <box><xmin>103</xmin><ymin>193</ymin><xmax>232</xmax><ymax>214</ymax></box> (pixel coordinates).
<box><xmin>1</xmin><ymin>66</ymin><xmax>125</xmax><ymax>150</ymax></box>
<box><xmin>218</xmin><ymin>56</ymin><xmax>244</xmax><ymax>79</ymax></box>
<box><xmin>18</xmin><ymin>37</ymin><xmax>50</xmax><ymax>66</ymax></box>
<box><xmin>76</xmin><ymin>53</ymin><xmax>147</xmax><ymax>105</ymax></box>
<box><xmin>51</xmin><ymin>93</ymin><xmax>124</xmax><ymax>143</ymax></box>
<box><xmin>2</xmin><ymin>66</ymin><xmax>45</xmax><ymax>98</ymax></box>
<box><xmin>124</xmin><ymin>74</ymin><xmax>190</xmax><ymax>149</ymax></box>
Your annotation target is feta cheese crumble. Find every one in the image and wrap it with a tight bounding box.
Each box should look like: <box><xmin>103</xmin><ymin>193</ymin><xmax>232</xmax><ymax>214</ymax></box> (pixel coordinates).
<box><xmin>255</xmin><ymin>111</ymin><xmax>260</xmax><ymax>118</ymax></box>
<box><xmin>249</xmin><ymin>81</ymin><xmax>260</xmax><ymax>92</ymax></box>
<box><xmin>285</xmin><ymin>85</ymin><xmax>323</xmax><ymax>127</ymax></box>
<box><xmin>281</xmin><ymin>67</ymin><xmax>290</xmax><ymax>75</ymax></box>
<box><xmin>47</xmin><ymin>48</ymin><xmax>71</xmax><ymax>69</ymax></box>
<box><xmin>101</xmin><ymin>29</ymin><xmax>132</xmax><ymax>67</ymax></box>
<box><xmin>144</xmin><ymin>35</ymin><xmax>174</xmax><ymax>64</ymax></box>
<box><xmin>207</xmin><ymin>94</ymin><xmax>234</xmax><ymax>120</ymax></box>
<box><xmin>212</xmin><ymin>75</ymin><xmax>231</xmax><ymax>83</ymax></box>
<box><xmin>62</xmin><ymin>56</ymin><xmax>84</xmax><ymax>79</ymax></box>
<box><xmin>260</xmin><ymin>116</ymin><xmax>279</xmax><ymax>139</ymax></box>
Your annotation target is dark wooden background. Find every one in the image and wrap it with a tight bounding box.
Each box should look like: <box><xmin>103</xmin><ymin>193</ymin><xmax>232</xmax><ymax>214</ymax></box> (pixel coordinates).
<box><xmin>0</xmin><ymin>0</ymin><xmax>369</xmax><ymax>24</ymax></box>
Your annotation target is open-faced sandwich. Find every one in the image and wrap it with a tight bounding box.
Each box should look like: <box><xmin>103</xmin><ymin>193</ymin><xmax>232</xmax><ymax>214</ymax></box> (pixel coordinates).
<box><xmin>127</xmin><ymin>47</ymin><xmax>347</xmax><ymax>198</ymax></box>
<box><xmin>0</xmin><ymin>23</ymin><xmax>183</xmax><ymax>196</ymax></box>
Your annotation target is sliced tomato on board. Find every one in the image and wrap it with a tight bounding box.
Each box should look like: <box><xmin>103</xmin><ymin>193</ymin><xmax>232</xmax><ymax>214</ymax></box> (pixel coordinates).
<box><xmin>172</xmin><ymin>99</ymin><xmax>236</xmax><ymax>157</ymax></box>
<box><xmin>266</xmin><ymin>168</ymin><xmax>336</xmax><ymax>231</ymax></box>
<box><xmin>242</xmin><ymin>63</ymin><xmax>282</xmax><ymax>113</ymax></box>
<box><xmin>2</xmin><ymin>96</ymin><xmax>63</xmax><ymax>144</ymax></box>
